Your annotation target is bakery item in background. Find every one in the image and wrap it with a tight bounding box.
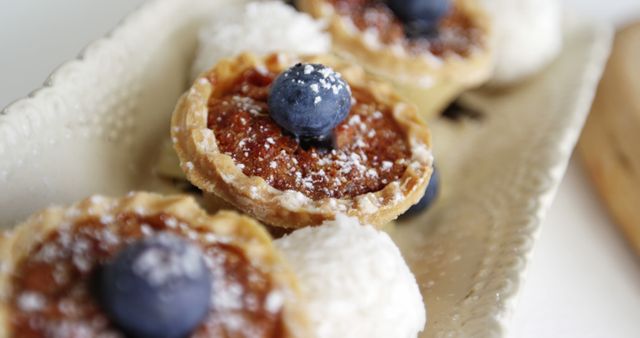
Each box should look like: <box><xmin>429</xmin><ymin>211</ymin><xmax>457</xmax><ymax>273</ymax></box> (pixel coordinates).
<box><xmin>477</xmin><ymin>0</ymin><xmax>562</xmax><ymax>86</ymax></box>
<box><xmin>297</xmin><ymin>0</ymin><xmax>493</xmax><ymax>119</ymax></box>
<box><xmin>191</xmin><ymin>0</ymin><xmax>331</xmax><ymax>80</ymax></box>
<box><xmin>579</xmin><ymin>23</ymin><xmax>640</xmax><ymax>256</ymax></box>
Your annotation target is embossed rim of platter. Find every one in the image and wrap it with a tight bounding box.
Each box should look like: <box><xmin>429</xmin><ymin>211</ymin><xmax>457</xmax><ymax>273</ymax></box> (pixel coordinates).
<box><xmin>462</xmin><ymin>19</ymin><xmax>614</xmax><ymax>337</ymax></box>
<box><xmin>0</xmin><ymin>1</ymin><xmax>614</xmax><ymax>337</ymax></box>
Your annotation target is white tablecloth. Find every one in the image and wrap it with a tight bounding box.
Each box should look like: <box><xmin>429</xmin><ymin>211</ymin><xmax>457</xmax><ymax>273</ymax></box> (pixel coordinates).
<box><xmin>1</xmin><ymin>1</ymin><xmax>639</xmax><ymax>337</ymax></box>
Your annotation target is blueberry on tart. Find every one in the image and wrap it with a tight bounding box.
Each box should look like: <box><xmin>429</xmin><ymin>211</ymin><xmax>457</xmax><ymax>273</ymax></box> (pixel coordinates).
<box><xmin>0</xmin><ymin>193</ymin><xmax>309</xmax><ymax>338</ymax></box>
<box><xmin>296</xmin><ymin>0</ymin><xmax>493</xmax><ymax>118</ymax></box>
<box><xmin>171</xmin><ymin>53</ymin><xmax>433</xmax><ymax>229</ymax></box>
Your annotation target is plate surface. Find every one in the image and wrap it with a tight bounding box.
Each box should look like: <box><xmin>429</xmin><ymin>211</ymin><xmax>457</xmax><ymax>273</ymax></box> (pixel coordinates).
<box><xmin>0</xmin><ymin>1</ymin><xmax>612</xmax><ymax>337</ymax></box>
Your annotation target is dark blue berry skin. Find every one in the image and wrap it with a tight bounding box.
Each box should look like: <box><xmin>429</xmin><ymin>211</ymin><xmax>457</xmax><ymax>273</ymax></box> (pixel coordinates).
<box><xmin>387</xmin><ymin>0</ymin><xmax>452</xmax><ymax>37</ymax></box>
<box><xmin>99</xmin><ymin>233</ymin><xmax>211</xmax><ymax>338</ymax></box>
<box><xmin>268</xmin><ymin>63</ymin><xmax>352</xmax><ymax>141</ymax></box>
<box><xmin>401</xmin><ymin>165</ymin><xmax>440</xmax><ymax>218</ymax></box>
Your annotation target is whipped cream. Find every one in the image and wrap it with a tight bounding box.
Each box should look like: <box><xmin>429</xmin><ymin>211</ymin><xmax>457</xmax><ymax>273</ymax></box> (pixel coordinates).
<box><xmin>479</xmin><ymin>0</ymin><xmax>563</xmax><ymax>86</ymax></box>
<box><xmin>275</xmin><ymin>215</ymin><xmax>426</xmax><ymax>338</ymax></box>
<box><xmin>191</xmin><ymin>1</ymin><xmax>331</xmax><ymax>79</ymax></box>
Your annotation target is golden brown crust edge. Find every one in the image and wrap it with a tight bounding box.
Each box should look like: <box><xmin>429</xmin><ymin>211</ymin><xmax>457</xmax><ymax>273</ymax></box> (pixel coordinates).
<box><xmin>171</xmin><ymin>52</ymin><xmax>433</xmax><ymax>229</ymax></box>
<box><xmin>297</xmin><ymin>0</ymin><xmax>494</xmax><ymax>117</ymax></box>
<box><xmin>0</xmin><ymin>192</ymin><xmax>310</xmax><ymax>338</ymax></box>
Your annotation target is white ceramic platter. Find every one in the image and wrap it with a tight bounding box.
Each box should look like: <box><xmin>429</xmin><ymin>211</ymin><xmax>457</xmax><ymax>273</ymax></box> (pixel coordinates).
<box><xmin>0</xmin><ymin>0</ymin><xmax>612</xmax><ymax>337</ymax></box>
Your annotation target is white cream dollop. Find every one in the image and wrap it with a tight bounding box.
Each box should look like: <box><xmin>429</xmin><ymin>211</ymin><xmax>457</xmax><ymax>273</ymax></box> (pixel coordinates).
<box><xmin>275</xmin><ymin>215</ymin><xmax>426</xmax><ymax>338</ymax></box>
<box><xmin>192</xmin><ymin>1</ymin><xmax>331</xmax><ymax>79</ymax></box>
<box><xmin>479</xmin><ymin>0</ymin><xmax>563</xmax><ymax>86</ymax></box>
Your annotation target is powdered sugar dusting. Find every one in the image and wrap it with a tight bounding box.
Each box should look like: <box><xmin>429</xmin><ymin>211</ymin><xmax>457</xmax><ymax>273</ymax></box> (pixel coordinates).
<box><xmin>265</xmin><ymin>290</ymin><xmax>285</xmax><ymax>313</ymax></box>
<box><xmin>304</xmin><ymin>64</ymin><xmax>315</xmax><ymax>75</ymax></box>
<box><xmin>278</xmin><ymin>191</ymin><xmax>310</xmax><ymax>210</ymax></box>
<box><xmin>305</xmin><ymin>63</ymin><xmax>350</xmax><ymax>96</ymax></box>
<box><xmin>99</xmin><ymin>214</ymin><xmax>114</xmax><ymax>224</ymax></box>
<box><xmin>17</xmin><ymin>292</ymin><xmax>46</xmax><ymax>312</ymax></box>
<box><xmin>132</xmin><ymin>233</ymin><xmax>206</xmax><ymax>286</ymax></box>
<box><xmin>356</xmin><ymin>195</ymin><xmax>380</xmax><ymax>214</ymax></box>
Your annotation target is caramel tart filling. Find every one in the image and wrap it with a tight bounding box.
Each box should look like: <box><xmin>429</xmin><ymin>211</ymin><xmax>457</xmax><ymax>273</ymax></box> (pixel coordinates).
<box><xmin>207</xmin><ymin>67</ymin><xmax>411</xmax><ymax>201</ymax></box>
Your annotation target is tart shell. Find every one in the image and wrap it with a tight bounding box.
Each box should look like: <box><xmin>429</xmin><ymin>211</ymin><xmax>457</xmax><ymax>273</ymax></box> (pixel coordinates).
<box><xmin>171</xmin><ymin>53</ymin><xmax>433</xmax><ymax>229</ymax></box>
<box><xmin>0</xmin><ymin>192</ymin><xmax>310</xmax><ymax>338</ymax></box>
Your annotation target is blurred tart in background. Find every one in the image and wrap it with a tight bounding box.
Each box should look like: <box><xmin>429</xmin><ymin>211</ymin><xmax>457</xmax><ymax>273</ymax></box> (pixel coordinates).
<box><xmin>297</xmin><ymin>0</ymin><xmax>493</xmax><ymax>118</ymax></box>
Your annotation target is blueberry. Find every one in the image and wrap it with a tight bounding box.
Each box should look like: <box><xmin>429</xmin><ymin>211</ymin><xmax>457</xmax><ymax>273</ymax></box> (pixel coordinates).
<box><xmin>386</xmin><ymin>0</ymin><xmax>451</xmax><ymax>36</ymax></box>
<box><xmin>99</xmin><ymin>233</ymin><xmax>211</xmax><ymax>338</ymax></box>
<box><xmin>268</xmin><ymin>63</ymin><xmax>352</xmax><ymax>141</ymax></box>
<box><xmin>401</xmin><ymin>165</ymin><xmax>440</xmax><ymax>218</ymax></box>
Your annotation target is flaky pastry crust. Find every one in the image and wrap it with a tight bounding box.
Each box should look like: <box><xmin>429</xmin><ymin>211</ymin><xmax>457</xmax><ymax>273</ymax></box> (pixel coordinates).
<box><xmin>171</xmin><ymin>52</ymin><xmax>433</xmax><ymax>229</ymax></box>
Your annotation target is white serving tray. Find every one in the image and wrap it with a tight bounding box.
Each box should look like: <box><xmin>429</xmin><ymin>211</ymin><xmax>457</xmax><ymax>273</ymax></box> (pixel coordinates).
<box><xmin>0</xmin><ymin>1</ymin><xmax>612</xmax><ymax>337</ymax></box>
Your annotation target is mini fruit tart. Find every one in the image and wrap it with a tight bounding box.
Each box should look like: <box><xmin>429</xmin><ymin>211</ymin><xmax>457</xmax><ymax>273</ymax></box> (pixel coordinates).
<box><xmin>171</xmin><ymin>53</ymin><xmax>433</xmax><ymax>229</ymax></box>
<box><xmin>0</xmin><ymin>193</ymin><xmax>309</xmax><ymax>338</ymax></box>
<box><xmin>297</xmin><ymin>0</ymin><xmax>493</xmax><ymax>118</ymax></box>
